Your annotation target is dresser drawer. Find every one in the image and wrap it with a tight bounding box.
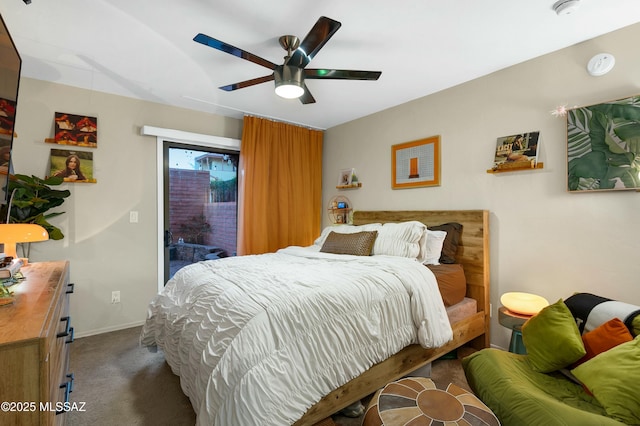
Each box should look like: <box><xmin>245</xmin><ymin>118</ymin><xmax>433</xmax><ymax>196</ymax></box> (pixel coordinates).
<box><xmin>0</xmin><ymin>261</ymin><xmax>72</xmax><ymax>426</ymax></box>
<box><xmin>47</xmin><ymin>283</ymin><xmax>74</xmax><ymax>425</ymax></box>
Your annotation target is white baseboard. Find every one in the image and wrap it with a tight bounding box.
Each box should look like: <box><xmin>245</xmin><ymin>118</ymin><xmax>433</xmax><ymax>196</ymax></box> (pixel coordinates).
<box><xmin>73</xmin><ymin>320</ymin><xmax>146</xmax><ymax>339</ymax></box>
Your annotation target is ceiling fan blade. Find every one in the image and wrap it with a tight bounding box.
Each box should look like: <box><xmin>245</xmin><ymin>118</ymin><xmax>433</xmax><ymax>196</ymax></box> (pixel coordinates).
<box><xmin>299</xmin><ymin>84</ymin><xmax>316</xmax><ymax>104</ymax></box>
<box><xmin>219</xmin><ymin>74</ymin><xmax>274</xmax><ymax>91</ymax></box>
<box><xmin>287</xmin><ymin>16</ymin><xmax>341</xmax><ymax>68</ymax></box>
<box><xmin>305</xmin><ymin>69</ymin><xmax>382</xmax><ymax>80</ymax></box>
<box><xmin>194</xmin><ymin>33</ymin><xmax>277</xmax><ymax>70</ymax></box>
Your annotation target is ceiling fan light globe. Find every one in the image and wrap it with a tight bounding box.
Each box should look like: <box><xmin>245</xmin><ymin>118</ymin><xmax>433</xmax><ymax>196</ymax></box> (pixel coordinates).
<box><xmin>275</xmin><ymin>84</ymin><xmax>304</xmax><ymax>99</ymax></box>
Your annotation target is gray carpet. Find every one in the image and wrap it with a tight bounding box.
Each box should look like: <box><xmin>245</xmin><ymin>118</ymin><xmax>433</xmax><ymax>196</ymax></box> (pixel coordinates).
<box><xmin>67</xmin><ymin>326</ymin><xmax>195</xmax><ymax>426</ymax></box>
<box><xmin>67</xmin><ymin>326</ymin><xmax>474</xmax><ymax>426</ymax></box>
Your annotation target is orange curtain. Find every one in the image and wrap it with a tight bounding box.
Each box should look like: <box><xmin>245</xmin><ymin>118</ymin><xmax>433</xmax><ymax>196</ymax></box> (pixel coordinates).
<box><xmin>237</xmin><ymin>116</ymin><xmax>323</xmax><ymax>255</ymax></box>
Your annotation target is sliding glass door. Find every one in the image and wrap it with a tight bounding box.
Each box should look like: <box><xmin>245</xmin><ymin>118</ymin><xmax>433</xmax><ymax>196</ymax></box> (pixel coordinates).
<box><xmin>163</xmin><ymin>142</ymin><xmax>238</xmax><ymax>283</ymax></box>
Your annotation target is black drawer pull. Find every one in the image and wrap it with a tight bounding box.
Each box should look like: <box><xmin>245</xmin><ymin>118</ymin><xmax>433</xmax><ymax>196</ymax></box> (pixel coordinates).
<box><xmin>55</xmin><ymin>373</ymin><xmax>74</xmax><ymax>415</ymax></box>
<box><xmin>66</xmin><ymin>283</ymin><xmax>75</xmax><ymax>294</ymax></box>
<box><xmin>66</xmin><ymin>372</ymin><xmax>74</xmax><ymax>392</ymax></box>
<box><xmin>66</xmin><ymin>327</ymin><xmax>75</xmax><ymax>344</ymax></box>
<box><xmin>57</xmin><ymin>316</ymin><xmax>71</xmax><ymax>339</ymax></box>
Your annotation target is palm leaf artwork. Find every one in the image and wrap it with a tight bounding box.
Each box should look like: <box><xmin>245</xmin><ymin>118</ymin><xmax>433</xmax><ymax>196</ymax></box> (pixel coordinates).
<box><xmin>567</xmin><ymin>95</ymin><xmax>640</xmax><ymax>191</ymax></box>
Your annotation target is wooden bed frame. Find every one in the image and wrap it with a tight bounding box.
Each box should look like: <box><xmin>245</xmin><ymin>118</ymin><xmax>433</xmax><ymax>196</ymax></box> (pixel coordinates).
<box><xmin>295</xmin><ymin>210</ymin><xmax>490</xmax><ymax>426</ymax></box>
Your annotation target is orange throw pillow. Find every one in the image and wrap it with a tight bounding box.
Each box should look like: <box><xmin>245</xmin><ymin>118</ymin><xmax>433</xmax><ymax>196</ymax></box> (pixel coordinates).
<box><xmin>572</xmin><ymin>318</ymin><xmax>633</xmax><ymax>367</ymax></box>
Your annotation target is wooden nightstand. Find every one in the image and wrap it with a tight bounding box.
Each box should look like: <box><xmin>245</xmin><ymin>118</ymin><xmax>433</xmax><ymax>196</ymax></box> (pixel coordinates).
<box><xmin>0</xmin><ymin>261</ymin><xmax>74</xmax><ymax>425</ymax></box>
<box><xmin>498</xmin><ymin>306</ymin><xmax>531</xmax><ymax>354</ymax></box>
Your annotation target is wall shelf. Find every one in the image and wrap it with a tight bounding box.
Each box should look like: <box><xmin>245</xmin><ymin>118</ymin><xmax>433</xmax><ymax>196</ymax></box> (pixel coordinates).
<box><xmin>327</xmin><ymin>195</ymin><xmax>352</xmax><ymax>224</ymax></box>
<box><xmin>336</xmin><ymin>182</ymin><xmax>362</xmax><ymax>189</ymax></box>
<box><xmin>487</xmin><ymin>162</ymin><xmax>544</xmax><ymax>174</ymax></box>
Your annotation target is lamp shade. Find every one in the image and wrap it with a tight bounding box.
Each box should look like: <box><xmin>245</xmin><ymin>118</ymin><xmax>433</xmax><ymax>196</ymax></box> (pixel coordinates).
<box><xmin>501</xmin><ymin>292</ymin><xmax>549</xmax><ymax>316</ymax></box>
<box><xmin>0</xmin><ymin>224</ymin><xmax>49</xmax><ymax>259</ymax></box>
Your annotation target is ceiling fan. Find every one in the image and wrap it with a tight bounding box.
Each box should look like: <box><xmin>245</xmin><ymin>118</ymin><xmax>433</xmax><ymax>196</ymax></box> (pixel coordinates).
<box><xmin>193</xmin><ymin>16</ymin><xmax>382</xmax><ymax>104</ymax></box>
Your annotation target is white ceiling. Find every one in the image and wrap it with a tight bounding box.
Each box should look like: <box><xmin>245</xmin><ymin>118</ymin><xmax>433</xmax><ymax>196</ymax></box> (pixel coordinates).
<box><xmin>2</xmin><ymin>0</ymin><xmax>640</xmax><ymax>130</ymax></box>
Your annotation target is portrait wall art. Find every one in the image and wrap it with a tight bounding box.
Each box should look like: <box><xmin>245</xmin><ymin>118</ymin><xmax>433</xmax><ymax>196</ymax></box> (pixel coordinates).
<box><xmin>49</xmin><ymin>148</ymin><xmax>96</xmax><ymax>183</ymax></box>
<box><xmin>567</xmin><ymin>94</ymin><xmax>640</xmax><ymax>192</ymax></box>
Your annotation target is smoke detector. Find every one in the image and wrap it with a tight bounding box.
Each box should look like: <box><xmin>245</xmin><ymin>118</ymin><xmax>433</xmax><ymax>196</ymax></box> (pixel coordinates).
<box><xmin>587</xmin><ymin>53</ymin><xmax>616</xmax><ymax>76</ymax></box>
<box><xmin>553</xmin><ymin>0</ymin><xmax>580</xmax><ymax>15</ymax></box>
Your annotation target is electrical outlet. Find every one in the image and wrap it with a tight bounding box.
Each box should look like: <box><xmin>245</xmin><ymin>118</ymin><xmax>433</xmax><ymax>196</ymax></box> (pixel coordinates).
<box><xmin>111</xmin><ymin>291</ymin><xmax>120</xmax><ymax>304</ymax></box>
<box><xmin>490</xmin><ymin>303</ymin><xmax>493</xmax><ymax>317</ymax></box>
<box><xmin>129</xmin><ymin>211</ymin><xmax>139</xmax><ymax>223</ymax></box>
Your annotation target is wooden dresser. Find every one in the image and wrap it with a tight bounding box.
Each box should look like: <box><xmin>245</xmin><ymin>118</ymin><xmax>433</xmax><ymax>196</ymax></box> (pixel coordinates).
<box><xmin>0</xmin><ymin>261</ymin><xmax>74</xmax><ymax>426</ymax></box>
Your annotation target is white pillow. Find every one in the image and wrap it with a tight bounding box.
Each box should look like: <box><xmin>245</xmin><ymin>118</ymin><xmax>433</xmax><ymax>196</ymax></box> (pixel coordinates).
<box><xmin>423</xmin><ymin>230</ymin><xmax>447</xmax><ymax>265</ymax></box>
<box><xmin>373</xmin><ymin>221</ymin><xmax>427</xmax><ymax>260</ymax></box>
<box><xmin>313</xmin><ymin>224</ymin><xmax>382</xmax><ymax>247</ymax></box>
<box><xmin>417</xmin><ymin>227</ymin><xmax>429</xmax><ymax>264</ymax></box>
<box><xmin>314</xmin><ymin>221</ymin><xmax>432</xmax><ymax>262</ymax></box>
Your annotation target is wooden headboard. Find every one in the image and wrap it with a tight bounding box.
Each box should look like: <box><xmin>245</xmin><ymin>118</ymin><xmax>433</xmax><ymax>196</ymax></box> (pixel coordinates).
<box><xmin>353</xmin><ymin>210</ymin><xmax>491</xmax><ymax>348</ymax></box>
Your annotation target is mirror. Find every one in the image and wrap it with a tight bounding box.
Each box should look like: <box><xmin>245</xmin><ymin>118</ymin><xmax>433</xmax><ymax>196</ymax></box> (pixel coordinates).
<box><xmin>0</xmin><ymin>13</ymin><xmax>21</xmax><ymax>212</ymax></box>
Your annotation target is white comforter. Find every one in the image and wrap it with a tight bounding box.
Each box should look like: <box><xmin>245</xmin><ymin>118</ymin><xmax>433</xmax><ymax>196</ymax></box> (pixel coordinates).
<box><xmin>140</xmin><ymin>246</ymin><xmax>453</xmax><ymax>426</ymax></box>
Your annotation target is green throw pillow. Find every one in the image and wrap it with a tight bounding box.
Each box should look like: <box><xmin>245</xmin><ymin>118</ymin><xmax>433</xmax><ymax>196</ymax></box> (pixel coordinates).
<box><xmin>632</xmin><ymin>315</ymin><xmax>640</xmax><ymax>337</ymax></box>
<box><xmin>571</xmin><ymin>336</ymin><xmax>640</xmax><ymax>424</ymax></box>
<box><xmin>521</xmin><ymin>299</ymin><xmax>586</xmax><ymax>373</ymax></box>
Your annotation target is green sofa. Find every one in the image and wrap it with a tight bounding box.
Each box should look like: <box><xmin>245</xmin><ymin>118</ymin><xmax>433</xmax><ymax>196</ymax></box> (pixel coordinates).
<box><xmin>462</xmin><ymin>349</ymin><xmax>624</xmax><ymax>425</ymax></box>
<box><xmin>462</xmin><ymin>293</ymin><xmax>640</xmax><ymax>426</ymax></box>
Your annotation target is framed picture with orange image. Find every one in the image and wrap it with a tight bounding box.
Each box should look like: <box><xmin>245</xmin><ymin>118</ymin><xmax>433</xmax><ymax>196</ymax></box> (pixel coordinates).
<box><xmin>391</xmin><ymin>135</ymin><xmax>440</xmax><ymax>189</ymax></box>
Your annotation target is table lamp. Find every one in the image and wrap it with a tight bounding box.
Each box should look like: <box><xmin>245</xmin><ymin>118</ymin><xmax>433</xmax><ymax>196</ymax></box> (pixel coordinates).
<box><xmin>500</xmin><ymin>292</ymin><xmax>549</xmax><ymax>316</ymax></box>
<box><xmin>0</xmin><ymin>224</ymin><xmax>49</xmax><ymax>260</ymax></box>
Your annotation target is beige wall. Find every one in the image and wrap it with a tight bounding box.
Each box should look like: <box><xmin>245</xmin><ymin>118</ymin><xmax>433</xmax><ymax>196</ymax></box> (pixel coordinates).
<box><xmin>323</xmin><ymin>23</ymin><xmax>640</xmax><ymax>348</ymax></box>
<box><xmin>11</xmin><ymin>78</ymin><xmax>242</xmax><ymax>337</ymax></box>
<box><xmin>10</xmin><ymin>23</ymin><xmax>640</xmax><ymax>347</ymax></box>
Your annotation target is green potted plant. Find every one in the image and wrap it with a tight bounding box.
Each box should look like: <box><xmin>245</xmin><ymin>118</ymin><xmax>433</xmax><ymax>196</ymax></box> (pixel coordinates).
<box><xmin>2</xmin><ymin>174</ymin><xmax>71</xmax><ymax>240</ymax></box>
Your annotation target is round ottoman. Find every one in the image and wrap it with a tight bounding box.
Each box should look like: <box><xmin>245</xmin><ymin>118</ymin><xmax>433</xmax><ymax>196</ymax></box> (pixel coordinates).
<box><xmin>362</xmin><ymin>377</ymin><xmax>500</xmax><ymax>426</ymax></box>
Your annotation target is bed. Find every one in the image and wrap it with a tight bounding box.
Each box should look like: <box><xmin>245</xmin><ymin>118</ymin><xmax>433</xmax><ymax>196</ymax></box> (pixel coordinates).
<box><xmin>141</xmin><ymin>210</ymin><xmax>490</xmax><ymax>426</ymax></box>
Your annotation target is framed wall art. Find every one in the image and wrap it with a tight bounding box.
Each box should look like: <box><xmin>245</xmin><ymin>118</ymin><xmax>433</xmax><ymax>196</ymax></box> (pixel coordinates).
<box><xmin>48</xmin><ymin>112</ymin><xmax>98</xmax><ymax>148</ymax></box>
<box><xmin>338</xmin><ymin>168</ymin><xmax>354</xmax><ymax>186</ymax></box>
<box><xmin>49</xmin><ymin>148</ymin><xmax>97</xmax><ymax>183</ymax></box>
<box><xmin>392</xmin><ymin>135</ymin><xmax>440</xmax><ymax>189</ymax></box>
<box><xmin>493</xmin><ymin>131</ymin><xmax>540</xmax><ymax>168</ymax></box>
<box><xmin>567</xmin><ymin>95</ymin><xmax>640</xmax><ymax>192</ymax></box>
